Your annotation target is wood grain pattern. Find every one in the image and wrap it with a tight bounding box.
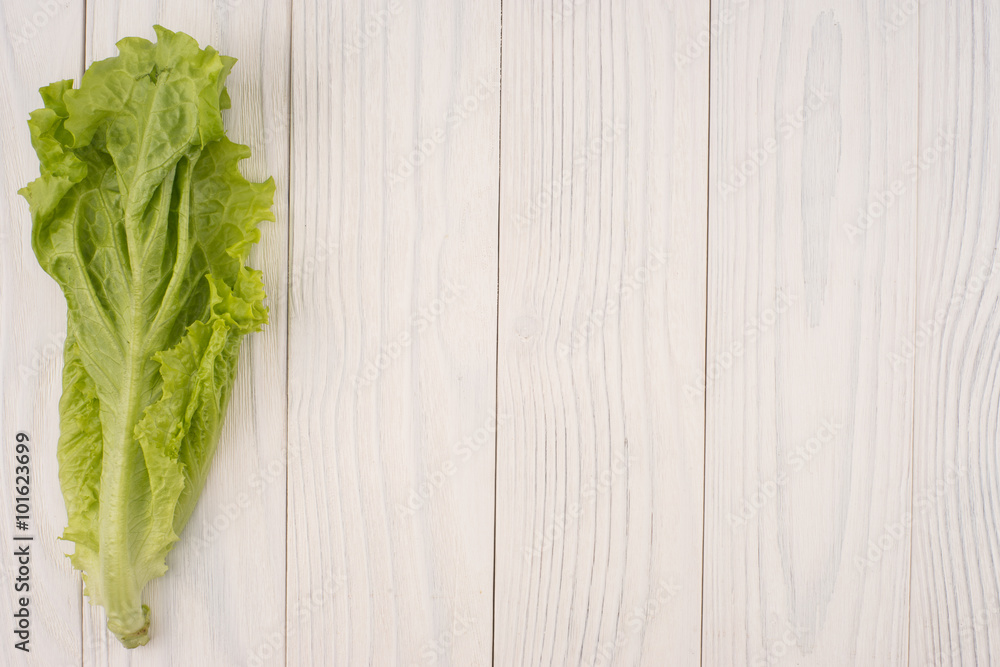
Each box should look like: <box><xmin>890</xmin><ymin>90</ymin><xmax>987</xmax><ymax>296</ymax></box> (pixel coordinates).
<box><xmin>286</xmin><ymin>1</ymin><xmax>500</xmax><ymax>664</ymax></box>
<box><xmin>910</xmin><ymin>1</ymin><xmax>1000</xmax><ymax>665</ymax></box>
<box><xmin>703</xmin><ymin>0</ymin><xmax>917</xmax><ymax>665</ymax></box>
<box><xmin>6</xmin><ymin>1</ymin><xmax>1000</xmax><ymax>665</ymax></box>
<box><xmin>494</xmin><ymin>1</ymin><xmax>708</xmax><ymax>664</ymax></box>
<box><xmin>0</xmin><ymin>2</ymin><xmax>85</xmax><ymax>665</ymax></box>
<box><xmin>82</xmin><ymin>2</ymin><xmax>290</xmax><ymax>665</ymax></box>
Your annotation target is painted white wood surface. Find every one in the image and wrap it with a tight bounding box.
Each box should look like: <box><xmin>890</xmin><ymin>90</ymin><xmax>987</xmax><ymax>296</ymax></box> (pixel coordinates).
<box><xmin>494</xmin><ymin>1</ymin><xmax>708</xmax><ymax>665</ymax></box>
<box><xmin>3</xmin><ymin>1</ymin><xmax>1000</xmax><ymax>666</ymax></box>
<box><xmin>286</xmin><ymin>1</ymin><xmax>499</xmax><ymax>665</ymax></box>
<box><xmin>910</xmin><ymin>1</ymin><xmax>1000</xmax><ymax>666</ymax></box>
<box><xmin>702</xmin><ymin>1</ymin><xmax>917</xmax><ymax>666</ymax></box>
<box><xmin>0</xmin><ymin>2</ymin><xmax>85</xmax><ymax>666</ymax></box>
<box><xmin>81</xmin><ymin>2</ymin><xmax>291</xmax><ymax>665</ymax></box>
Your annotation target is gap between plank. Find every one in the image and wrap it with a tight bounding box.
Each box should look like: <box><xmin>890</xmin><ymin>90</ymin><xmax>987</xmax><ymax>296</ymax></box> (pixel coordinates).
<box><xmin>491</xmin><ymin>2</ymin><xmax>505</xmax><ymax>666</ymax></box>
<box><xmin>699</xmin><ymin>0</ymin><xmax>713</xmax><ymax>665</ymax></box>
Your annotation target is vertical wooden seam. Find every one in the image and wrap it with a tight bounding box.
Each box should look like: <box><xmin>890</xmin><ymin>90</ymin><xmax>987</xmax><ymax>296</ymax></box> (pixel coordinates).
<box><xmin>492</xmin><ymin>2</ymin><xmax>505</xmax><ymax>666</ymax></box>
<box><xmin>284</xmin><ymin>1</ymin><xmax>295</xmax><ymax>666</ymax></box>
<box><xmin>904</xmin><ymin>1</ymin><xmax>921</xmax><ymax>665</ymax></box>
<box><xmin>700</xmin><ymin>0</ymin><xmax>714</xmax><ymax>666</ymax></box>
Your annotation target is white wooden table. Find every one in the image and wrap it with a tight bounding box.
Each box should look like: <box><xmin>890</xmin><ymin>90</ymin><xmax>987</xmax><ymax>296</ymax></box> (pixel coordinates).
<box><xmin>0</xmin><ymin>1</ymin><xmax>997</xmax><ymax>665</ymax></box>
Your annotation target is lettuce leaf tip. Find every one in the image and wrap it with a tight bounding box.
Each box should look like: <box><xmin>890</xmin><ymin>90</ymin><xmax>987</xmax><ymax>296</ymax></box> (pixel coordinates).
<box><xmin>19</xmin><ymin>25</ymin><xmax>272</xmax><ymax>648</ymax></box>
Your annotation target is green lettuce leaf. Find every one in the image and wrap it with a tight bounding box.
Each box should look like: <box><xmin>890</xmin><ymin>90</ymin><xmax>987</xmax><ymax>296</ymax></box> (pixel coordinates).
<box><xmin>19</xmin><ymin>26</ymin><xmax>272</xmax><ymax>648</ymax></box>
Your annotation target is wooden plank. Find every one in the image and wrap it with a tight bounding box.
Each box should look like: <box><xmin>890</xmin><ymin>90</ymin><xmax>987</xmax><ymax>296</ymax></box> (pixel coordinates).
<box><xmin>286</xmin><ymin>1</ymin><xmax>500</xmax><ymax>664</ymax></box>
<box><xmin>702</xmin><ymin>1</ymin><xmax>917</xmax><ymax>665</ymax></box>
<box><xmin>910</xmin><ymin>1</ymin><xmax>1000</xmax><ymax>665</ymax></box>
<box><xmin>494</xmin><ymin>1</ymin><xmax>708</xmax><ymax>664</ymax></box>
<box><xmin>0</xmin><ymin>2</ymin><xmax>85</xmax><ymax>665</ymax></box>
<box><xmin>82</xmin><ymin>2</ymin><xmax>290</xmax><ymax>664</ymax></box>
